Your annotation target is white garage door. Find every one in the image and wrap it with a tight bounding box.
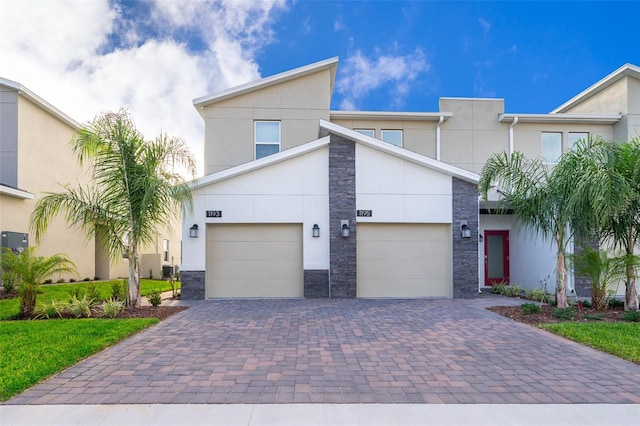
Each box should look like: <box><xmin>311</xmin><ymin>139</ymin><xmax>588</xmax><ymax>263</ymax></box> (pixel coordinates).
<box><xmin>357</xmin><ymin>223</ymin><xmax>452</xmax><ymax>298</ymax></box>
<box><xmin>206</xmin><ymin>224</ymin><xmax>303</xmax><ymax>298</ymax></box>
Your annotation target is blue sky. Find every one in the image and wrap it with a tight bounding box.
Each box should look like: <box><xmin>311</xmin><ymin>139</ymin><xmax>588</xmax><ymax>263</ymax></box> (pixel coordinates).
<box><xmin>1</xmin><ymin>1</ymin><xmax>639</xmax><ymax>174</ymax></box>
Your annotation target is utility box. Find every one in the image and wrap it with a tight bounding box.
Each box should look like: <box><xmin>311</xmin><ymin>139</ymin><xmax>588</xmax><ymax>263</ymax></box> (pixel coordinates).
<box><xmin>1</xmin><ymin>231</ymin><xmax>28</xmax><ymax>253</ymax></box>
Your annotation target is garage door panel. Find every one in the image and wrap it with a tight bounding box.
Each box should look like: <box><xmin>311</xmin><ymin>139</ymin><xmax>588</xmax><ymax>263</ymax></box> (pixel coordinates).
<box><xmin>357</xmin><ymin>223</ymin><xmax>451</xmax><ymax>298</ymax></box>
<box><xmin>206</xmin><ymin>224</ymin><xmax>302</xmax><ymax>298</ymax></box>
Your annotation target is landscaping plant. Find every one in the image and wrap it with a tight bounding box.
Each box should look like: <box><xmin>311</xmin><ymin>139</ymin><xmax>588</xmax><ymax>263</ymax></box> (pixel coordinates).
<box><xmin>147</xmin><ymin>289</ymin><xmax>162</xmax><ymax>306</ymax></box>
<box><xmin>101</xmin><ymin>298</ymin><xmax>125</xmax><ymax>319</ymax></box>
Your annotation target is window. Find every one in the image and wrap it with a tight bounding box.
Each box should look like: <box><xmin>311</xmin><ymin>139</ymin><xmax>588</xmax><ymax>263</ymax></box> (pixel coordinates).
<box><xmin>163</xmin><ymin>239</ymin><xmax>169</xmax><ymax>262</ymax></box>
<box><xmin>381</xmin><ymin>130</ymin><xmax>403</xmax><ymax>147</ymax></box>
<box><xmin>568</xmin><ymin>132</ymin><xmax>589</xmax><ymax>150</ymax></box>
<box><xmin>255</xmin><ymin>121</ymin><xmax>280</xmax><ymax>159</ymax></box>
<box><xmin>541</xmin><ymin>132</ymin><xmax>562</xmax><ymax>163</ymax></box>
<box><xmin>354</xmin><ymin>129</ymin><xmax>375</xmax><ymax>137</ymax></box>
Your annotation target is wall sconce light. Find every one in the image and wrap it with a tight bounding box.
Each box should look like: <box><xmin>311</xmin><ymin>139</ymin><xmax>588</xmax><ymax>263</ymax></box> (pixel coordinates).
<box><xmin>341</xmin><ymin>220</ymin><xmax>350</xmax><ymax>238</ymax></box>
<box><xmin>479</xmin><ymin>233</ymin><xmax>484</xmax><ymax>243</ymax></box>
<box><xmin>189</xmin><ymin>224</ymin><xmax>199</xmax><ymax>238</ymax></box>
<box><xmin>312</xmin><ymin>224</ymin><xmax>320</xmax><ymax>238</ymax></box>
<box><xmin>461</xmin><ymin>221</ymin><xmax>471</xmax><ymax>239</ymax></box>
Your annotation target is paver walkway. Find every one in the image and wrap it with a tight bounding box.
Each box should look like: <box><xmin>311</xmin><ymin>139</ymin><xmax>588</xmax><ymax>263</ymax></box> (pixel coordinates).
<box><xmin>7</xmin><ymin>297</ymin><xmax>640</xmax><ymax>405</ymax></box>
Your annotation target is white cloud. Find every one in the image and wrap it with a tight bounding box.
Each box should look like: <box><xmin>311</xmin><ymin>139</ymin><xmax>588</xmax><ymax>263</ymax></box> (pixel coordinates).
<box><xmin>0</xmin><ymin>0</ymin><xmax>287</xmax><ymax>176</ymax></box>
<box><xmin>334</xmin><ymin>16</ymin><xmax>345</xmax><ymax>32</ymax></box>
<box><xmin>336</xmin><ymin>49</ymin><xmax>430</xmax><ymax>110</ymax></box>
<box><xmin>479</xmin><ymin>18</ymin><xmax>491</xmax><ymax>33</ymax></box>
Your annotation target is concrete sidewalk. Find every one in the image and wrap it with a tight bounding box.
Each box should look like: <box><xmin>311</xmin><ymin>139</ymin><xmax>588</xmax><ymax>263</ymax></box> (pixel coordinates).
<box><xmin>2</xmin><ymin>403</ymin><xmax>638</xmax><ymax>425</ymax></box>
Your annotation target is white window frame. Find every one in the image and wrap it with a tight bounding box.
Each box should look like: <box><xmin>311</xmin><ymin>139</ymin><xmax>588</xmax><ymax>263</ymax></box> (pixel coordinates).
<box><xmin>163</xmin><ymin>239</ymin><xmax>169</xmax><ymax>262</ymax></box>
<box><xmin>354</xmin><ymin>129</ymin><xmax>375</xmax><ymax>138</ymax></box>
<box><xmin>541</xmin><ymin>132</ymin><xmax>562</xmax><ymax>164</ymax></box>
<box><xmin>381</xmin><ymin>130</ymin><xmax>403</xmax><ymax>147</ymax></box>
<box><xmin>255</xmin><ymin>121</ymin><xmax>281</xmax><ymax>160</ymax></box>
<box><xmin>568</xmin><ymin>132</ymin><xmax>589</xmax><ymax>150</ymax></box>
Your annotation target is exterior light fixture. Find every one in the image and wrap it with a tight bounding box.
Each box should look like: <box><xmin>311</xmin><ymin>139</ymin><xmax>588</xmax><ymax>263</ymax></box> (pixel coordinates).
<box><xmin>189</xmin><ymin>224</ymin><xmax>199</xmax><ymax>238</ymax></box>
<box><xmin>341</xmin><ymin>220</ymin><xmax>350</xmax><ymax>238</ymax></box>
<box><xmin>461</xmin><ymin>221</ymin><xmax>471</xmax><ymax>239</ymax></box>
<box><xmin>312</xmin><ymin>224</ymin><xmax>320</xmax><ymax>238</ymax></box>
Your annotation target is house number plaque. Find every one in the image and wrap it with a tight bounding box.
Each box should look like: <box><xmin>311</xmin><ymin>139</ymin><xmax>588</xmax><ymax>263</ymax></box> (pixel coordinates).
<box><xmin>206</xmin><ymin>210</ymin><xmax>222</xmax><ymax>218</ymax></box>
<box><xmin>357</xmin><ymin>210</ymin><xmax>373</xmax><ymax>217</ymax></box>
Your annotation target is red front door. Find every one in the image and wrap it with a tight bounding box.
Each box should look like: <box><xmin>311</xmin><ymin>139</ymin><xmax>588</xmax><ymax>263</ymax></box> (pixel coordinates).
<box><xmin>484</xmin><ymin>230</ymin><xmax>510</xmax><ymax>285</ymax></box>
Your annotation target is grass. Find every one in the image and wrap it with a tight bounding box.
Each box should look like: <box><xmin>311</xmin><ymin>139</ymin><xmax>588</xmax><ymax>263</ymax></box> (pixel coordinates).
<box><xmin>0</xmin><ymin>318</ymin><xmax>158</xmax><ymax>401</ymax></box>
<box><xmin>0</xmin><ymin>279</ymin><xmax>180</xmax><ymax>320</ymax></box>
<box><xmin>540</xmin><ymin>322</ymin><xmax>640</xmax><ymax>364</ymax></box>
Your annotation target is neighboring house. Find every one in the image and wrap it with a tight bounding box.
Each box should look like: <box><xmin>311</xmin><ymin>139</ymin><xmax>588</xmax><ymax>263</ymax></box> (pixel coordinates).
<box><xmin>0</xmin><ymin>78</ymin><xmax>181</xmax><ymax>281</ymax></box>
<box><xmin>181</xmin><ymin>58</ymin><xmax>638</xmax><ymax>299</ymax></box>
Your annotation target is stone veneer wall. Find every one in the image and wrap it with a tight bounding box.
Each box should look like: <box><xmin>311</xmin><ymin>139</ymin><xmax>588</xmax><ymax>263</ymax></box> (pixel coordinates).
<box><xmin>452</xmin><ymin>178</ymin><xmax>479</xmax><ymax>298</ymax></box>
<box><xmin>328</xmin><ymin>134</ymin><xmax>357</xmax><ymax>298</ymax></box>
<box><xmin>304</xmin><ymin>270</ymin><xmax>329</xmax><ymax>298</ymax></box>
<box><xmin>180</xmin><ymin>270</ymin><xmax>205</xmax><ymax>300</ymax></box>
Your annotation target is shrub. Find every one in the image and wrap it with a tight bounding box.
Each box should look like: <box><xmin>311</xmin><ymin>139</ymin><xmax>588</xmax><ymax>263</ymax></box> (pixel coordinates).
<box><xmin>525</xmin><ymin>288</ymin><xmax>548</xmax><ymax>303</ymax></box>
<box><xmin>43</xmin><ymin>279</ymin><xmax>53</xmax><ymax>284</ymax></box>
<box><xmin>522</xmin><ymin>303</ymin><xmax>541</xmax><ymax>315</ymax></box>
<box><xmin>68</xmin><ymin>287</ymin><xmax>82</xmax><ymax>301</ymax></box>
<box><xmin>491</xmin><ymin>283</ymin><xmax>506</xmax><ymax>294</ymax></box>
<box><xmin>609</xmin><ymin>298</ymin><xmax>625</xmax><ymax>309</ymax></box>
<box><xmin>69</xmin><ymin>278</ymin><xmax>76</xmax><ymax>283</ymax></box>
<box><xmin>147</xmin><ymin>289</ymin><xmax>162</xmax><ymax>306</ymax></box>
<box><xmin>111</xmin><ymin>280</ymin><xmax>127</xmax><ymax>301</ymax></box>
<box><xmin>2</xmin><ymin>275</ymin><xmax>15</xmax><ymax>294</ymax></box>
<box><xmin>93</xmin><ymin>276</ymin><xmax>100</xmax><ymax>281</ymax></box>
<box><xmin>34</xmin><ymin>299</ymin><xmax>67</xmax><ymax>319</ymax></box>
<box><xmin>85</xmin><ymin>284</ymin><xmax>101</xmax><ymax>306</ymax></box>
<box><xmin>101</xmin><ymin>298</ymin><xmax>125</xmax><ymax>319</ymax></box>
<box><xmin>552</xmin><ymin>307</ymin><xmax>574</xmax><ymax>321</ymax></box>
<box><xmin>67</xmin><ymin>295</ymin><xmax>92</xmax><ymax>318</ymax></box>
<box><xmin>168</xmin><ymin>274</ymin><xmax>179</xmax><ymax>298</ymax></box>
<box><xmin>56</xmin><ymin>278</ymin><xmax>66</xmax><ymax>283</ymax></box>
<box><xmin>621</xmin><ymin>311</ymin><xmax>640</xmax><ymax>322</ymax></box>
<box><xmin>502</xmin><ymin>284</ymin><xmax>523</xmax><ymax>297</ymax></box>
<box><xmin>83</xmin><ymin>277</ymin><xmax>91</xmax><ymax>282</ymax></box>
<box><xmin>580</xmin><ymin>300</ymin><xmax>592</xmax><ymax>308</ymax></box>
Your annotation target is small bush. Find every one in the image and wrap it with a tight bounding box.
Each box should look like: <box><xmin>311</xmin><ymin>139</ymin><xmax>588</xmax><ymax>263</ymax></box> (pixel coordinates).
<box><xmin>609</xmin><ymin>298</ymin><xmax>625</xmax><ymax>308</ymax></box>
<box><xmin>2</xmin><ymin>275</ymin><xmax>15</xmax><ymax>294</ymax></box>
<box><xmin>552</xmin><ymin>307</ymin><xmax>574</xmax><ymax>321</ymax></box>
<box><xmin>68</xmin><ymin>287</ymin><xmax>82</xmax><ymax>301</ymax></box>
<box><xmin>111</xmin><ymin>280</ymin><xmax>126</xmax><ymax>301</ymax></box>
<box><xmin>580</xmin><ymin>300</ymin><xmax>592</xmax><ymax>308</ymax></box>
<box><xmin>69</xmin><ymin>278</ymin><xmax>76</xmax><ymax>283</ymax></box>
<box><xmin>502</xmin><ymin>284</ymin><xmax>522</xmax><ymax>297</ymax></box>
<box><xmin>85</xmin><ymin>284</ymin><xmax>101</xmax><ymax>306</ymax></box>
<box><xmin>43</xmin><ymin>279</ymin><xmax>53</xmax><ymax>284</ymax></box>
<box><xmin>93</xmin><ymin>276</ymin><xmax>100</xmax><ymax>281</ymax></box>
<box><xmin>621</xmin><ymin>311</ymin><xmax>640</xmax><ymax>322</ymax></box>
<box><xmin>67</xmin><ymin>295</ymin><xmax>92</xmax><ymax>318</ymax></box>
<box><xmin>34</xmin><ymin>299</ymin><xmax>67</xmax><ymax>319</ymax></box>
<box><xmin>525</xmin><ymin>288</ymin><xmax>548</xmax><ymax>303</ymax></box>
<box><xmin>168</xmin><ymin>274</ymin><xmax>179</xmax><ymax>298</ymax></box>
<box><xmin>56</xmin><ymin>278</ymin><xmax>66</xmax><ymax>283</ymax></box>
<box><xmin>522</xmin><ymin>303</ymin><xmax>541</xmax><ymax>315</ymax></box>
<box><xmin>147</xmin><ymin>289</ymin><xmax>162</xmax><ymax>306</ymax></box>
<box><xmin>491</xmin><ymin>283</ymin><xmax>506</xmax><ymax>294</ymax></box>
<box><xmin>83</xmin><ymin>277</ymin><xmax>91</xmax><ymax>282</ymax></box>
<box><xmin>101</xmin><ymin>298</ymin><xmax>125</xmax><ymax>319</ymax></box>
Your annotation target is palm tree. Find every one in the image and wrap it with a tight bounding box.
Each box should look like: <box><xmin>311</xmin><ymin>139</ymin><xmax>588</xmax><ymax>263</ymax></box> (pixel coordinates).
<box><xmin>567</xmin><ymin>137</ymin><xmax>640</xmax><ymax>311</ymax></box>
<box><xmin>30</xmin><ymin>110</ymin><xmax>196</xmax><ymax>306</ymax></box>
<box><xmin>479</xmin><ymin>151</ymin><xmax>579</xmax><ymax>309</ymax></box>
<box><xmin>1</xmin><ymin>247</ymin><xmax>77</xmax><ymax>316</ymax></box>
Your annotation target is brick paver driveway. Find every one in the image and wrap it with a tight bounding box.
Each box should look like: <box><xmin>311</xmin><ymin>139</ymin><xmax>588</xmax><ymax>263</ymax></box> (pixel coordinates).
<box><xmin>7</xmin><ymin>297</ymin><xmax>640</xmax><ymax>404</ymax></box>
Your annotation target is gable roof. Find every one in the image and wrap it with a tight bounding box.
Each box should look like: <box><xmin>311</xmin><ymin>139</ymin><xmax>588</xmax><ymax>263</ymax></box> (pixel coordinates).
<box><xmin>193</xmin><ymin>57</ymin><xmax>339</xmax><ymax>109</ymax></box>
<box><xmin>0</xmin><ymin>77</ymin><xmax>80</xmax><ymax>129</ymax></box>
<box><xmin>191</xmin><ymin>120</ymin><xmax>479</xmax><ymax>190</ymax></box>
<box><xmin>551</xmin><ymin>63</ymin><xmax>640</xmax><ymax>114</ymax></box>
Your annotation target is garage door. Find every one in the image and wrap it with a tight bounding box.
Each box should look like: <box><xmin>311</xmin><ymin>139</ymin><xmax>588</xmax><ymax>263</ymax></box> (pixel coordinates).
<box><xmin>206</xmin><ymin>224</ymin><xmax>303</xmax><ymax>298</ymax></box>
<box><xmin>357</xmin><ymin>223</ymin><xmax>452</xmax><ymax>298</ymax></box>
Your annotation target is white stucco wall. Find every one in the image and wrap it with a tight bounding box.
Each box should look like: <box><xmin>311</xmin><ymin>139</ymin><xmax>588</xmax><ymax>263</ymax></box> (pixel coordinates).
<box><xmin>355</xmin><ymin>144</ymin><xmax>452</xmax><ymax>223</ymax></box>
<box><xmin>182</xmin><ymin>147</ymin><xmax>329</xmax><ymax>271</ymax></box>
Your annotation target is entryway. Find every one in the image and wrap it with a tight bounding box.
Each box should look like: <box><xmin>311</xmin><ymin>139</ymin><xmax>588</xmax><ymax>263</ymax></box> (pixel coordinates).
<box><xmin>484</xmin><ymin>230</ymin><xmax>509</xmax><ymax>285</ymax></box>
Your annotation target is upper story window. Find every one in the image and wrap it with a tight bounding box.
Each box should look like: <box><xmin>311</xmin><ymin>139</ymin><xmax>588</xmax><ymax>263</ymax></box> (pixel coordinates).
<box><xmin>568</xmin><ymin>132</ymin><xmax>589</xmax><ymax>150</ymax></box>
<box><xmin>163</xmin><ymin>239</ymin><xmax>169</xmax><ymax>262</ymax></box>
<box><xmin>255</xmin><ymin>121</ymin><xmax>281</xmax><ymax>160</ymax></box>
<box><xmin>541</xmin><ymin>132</ymin><xmax>562</xmax><ymax>163</ymax></box>
<box><xmin>354</xmin><ymin>129</ymin><xmax>375</xmax><ymax>137</ymax></box>
<box><xmin>381</xmin><ymin>130</ymin><xmax>403</xmax><ymax>147</ymax></box>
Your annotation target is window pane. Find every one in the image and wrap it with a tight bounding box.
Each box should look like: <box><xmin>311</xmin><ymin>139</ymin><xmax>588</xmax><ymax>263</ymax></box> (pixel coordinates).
<box><xmin>255</xmin><ymin>121</ymin><xmax>280</xmax><ymax>143</ymax></box>
<box><xmin>381</xmin><ymin>130</ymin><xmax>403</xmax><ymax>146</ymax></box>
<box><xmin>568</xmin><ymin>132</ymin><xmax>588</xmax><ymax>150</ymax></box>
<box><xmin>542</xmin><ymin>133</ymin><xmax>562</xmax><ymax>163</ymax></box>
<box><xmin>256</xmin><ymin>143</ymin><xmax>280</xmax><ymax>159</ymax></box>
<box><xmin>355</xmin><ymin>129</ymin><xmax>375</xmax><ymax>137</ymax></box>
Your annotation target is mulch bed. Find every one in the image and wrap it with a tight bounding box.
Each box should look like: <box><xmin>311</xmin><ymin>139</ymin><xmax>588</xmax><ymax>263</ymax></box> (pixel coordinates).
<box><xmin>487</xmin><ymin>303</ymin><xmax>628</xmax><ymax>326</ymax></box>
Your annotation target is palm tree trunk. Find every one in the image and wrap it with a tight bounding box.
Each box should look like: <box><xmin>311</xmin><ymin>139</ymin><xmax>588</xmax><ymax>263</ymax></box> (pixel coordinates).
<box><xmin>556</xmin><ymin>234</ymin><xmax>569</xmax><ymax>309</ymax></box>
<box><xmin>127</xmin><ymin>243</ymin><xmax>141</xmax><ymax>307</ymax></box>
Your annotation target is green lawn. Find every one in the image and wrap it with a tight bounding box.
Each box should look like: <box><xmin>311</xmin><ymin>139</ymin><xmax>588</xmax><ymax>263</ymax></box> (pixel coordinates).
<box><xmin>541</xmin><ymin>322</ymin><xmax>640</xmax><ymax>364</ymax></box>
<box><xmin>0</xmin><ymin>318</ymin><xmax>158</xmax><ymax>401</ymax></box>
<box><xmin>0</xmin><ymin>279</ymin><xmax>179</xmax><ymax>320</ymax></box>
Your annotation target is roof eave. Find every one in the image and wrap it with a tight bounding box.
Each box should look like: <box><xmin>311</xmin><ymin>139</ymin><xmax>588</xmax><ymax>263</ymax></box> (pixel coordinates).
<box><xmin>0</xmin><ymin>184</ymin><xmax>34</xmax><ymax>200</ymax></box>
<box><xmin>499</xmin><ymin>113</ymin><xmax>622</xmax><ymax>124</ymax></box>
<box><xmin>330</xmin><ymin>111</ymin><xmax>452</xmax><ymax>122</ymax></box>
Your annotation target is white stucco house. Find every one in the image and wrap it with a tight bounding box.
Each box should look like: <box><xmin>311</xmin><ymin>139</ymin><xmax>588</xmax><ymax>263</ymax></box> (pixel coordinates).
<box><xmin>180</xmin><ymin>58</ymin><xmax>640</xmax><ymax>300</ymax></box>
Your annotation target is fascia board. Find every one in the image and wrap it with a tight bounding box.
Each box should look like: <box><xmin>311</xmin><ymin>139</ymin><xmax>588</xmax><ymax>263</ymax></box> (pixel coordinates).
<box><xmin>0</xmin><ymin>184</ymin><xmax>34</xmax><ymax>200</ymax></box>
<box><xmin>190</xmin><ymin>136</ymin><xmax>330</xmax><ymax>190</ymax></box>
<box><xmin>0</xmin><ymin>77</ymin><xmax>80</xmax><ymax>129</ymax></box>
<box><xmin>499</xmin><ymin>113</ymin><xmax>622</xmax><ymax>124</ymax></box>
<box><xmin>193</xmin><ymin>57</ymin><xmax>339</xmax><ymax>109</ymax></box>
<box><xmin>330</xmin><ymin>111</ymin><xmax>452</xmax><ymax>122</ymax></box>
<box><xmin>319</xmin><ymin>119</ymin><xmax>479</xmax><ymax>184</ymax></box>
<box><xmin>551</xmin><ymin>63</ymin><xmax>640</xmax><ymax>113</ymax></box>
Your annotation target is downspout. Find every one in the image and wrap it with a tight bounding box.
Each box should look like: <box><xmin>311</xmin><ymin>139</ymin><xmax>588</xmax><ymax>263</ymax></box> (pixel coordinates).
<box><xmin>509</xmin><ymin>116</ymin><xmax>519</xmax><ymax>157</ymax></box>
<box><xmin>436</xmin><ymin>115</ymin><xmax>444</xmax><ymax>161</ymax></box>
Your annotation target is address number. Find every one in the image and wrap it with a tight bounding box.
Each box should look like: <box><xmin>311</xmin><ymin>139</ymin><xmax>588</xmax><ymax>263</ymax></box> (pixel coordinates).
<box><xmin>206</xmin><ymin>210</ymin><xmax>222</xmax><ymax>218</ymax></box>
<box><xmin>357</xmin><ymin>210</ymin><xmax>373</xmax><ymax>217</ymax></box>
